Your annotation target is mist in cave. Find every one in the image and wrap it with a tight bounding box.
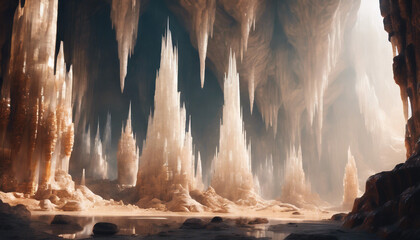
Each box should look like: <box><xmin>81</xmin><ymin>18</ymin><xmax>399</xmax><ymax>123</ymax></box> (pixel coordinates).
<box><xmin>0</xmin><ymin>0</ymin><xmax>410</xmax><ymax>239</ymax></box>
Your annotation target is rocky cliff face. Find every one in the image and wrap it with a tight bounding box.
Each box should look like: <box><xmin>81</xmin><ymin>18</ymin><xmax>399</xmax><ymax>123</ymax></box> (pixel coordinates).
<box><xmin>344</xmin><ymin>1</ymin><xmax>420</xmax><ymax>239</ymax></box>
<box><xmin>381</xmin><ymin>0</ymin><xmax>420</xmax><ymax>158</ymax></box>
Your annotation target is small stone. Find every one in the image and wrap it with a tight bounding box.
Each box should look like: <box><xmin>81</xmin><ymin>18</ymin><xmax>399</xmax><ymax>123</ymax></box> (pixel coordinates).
<box><xmin>181</xmin><ymin>218</ymin><xmax>206</xmax><ymax>229</ymax></box>
<box><xmin>93</xmin><ymin>222</ymin><xmax>119</xmax><ymax>235</ymax></box>
<box><xmin>39</xmin><ymin>199</ymin><xmax>54</xmax><ymax>210</ymax></box>
<box><xmin>50</xmin><ymin>215</ymin><xmax>83</xmax><ymax>234</ymax></box>
<box><xmin>49</xmin><ymin>195</ymin><xmax>60</xmax><ymax>204</ymax></box>
<box><xmin>62</xmin><ymin>201</ymin><xmax>84</xmax><ymax>211</ymax></box>
<box><xmin>211</xmin><ymin>216</ymin><xmax>223</xmax><ymax>223</ymax></box>
<box><xmin>51</xmin><ymin>215</ymin><xmax>73</xmax><ymax>225</ymax></box>
<box><xmin>13</xmin><ymin>192</ymin><xmax>23</xmax><ymax>198</ymax></box>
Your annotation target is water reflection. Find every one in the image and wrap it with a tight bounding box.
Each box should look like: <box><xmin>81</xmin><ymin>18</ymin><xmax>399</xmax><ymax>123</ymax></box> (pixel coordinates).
<box><xmin>32</xmin><ymin>215</ymin><xmax>189</xmax><ymax>239</ymax></box>
<box><xmin>31</xmin><ymin>215</ymin><xmax>378</xmax><ymax>240</ymax></box>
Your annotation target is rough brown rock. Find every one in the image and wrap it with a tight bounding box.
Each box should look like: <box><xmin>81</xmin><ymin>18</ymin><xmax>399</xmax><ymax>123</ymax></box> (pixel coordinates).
<box><xmin>344</xmin><ymin>154</ymin><xmax>420</xmax><ymax>238</ymax></box>
<box><xmin>62</xmin><ymin>200</ymin><xmax>84</xmax><ymax>211</ymax></box>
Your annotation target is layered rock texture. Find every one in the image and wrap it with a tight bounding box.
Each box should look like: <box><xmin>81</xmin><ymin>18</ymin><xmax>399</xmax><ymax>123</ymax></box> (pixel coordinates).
<box><xmin>344</xmin><ymin>1</ymin><xmax>420</xmax><ymax>239</ymax></box>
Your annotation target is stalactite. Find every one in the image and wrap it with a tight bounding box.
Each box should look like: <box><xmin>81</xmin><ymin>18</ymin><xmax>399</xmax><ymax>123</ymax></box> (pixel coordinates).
<box><xmin>239</xmin><ymin>0</ymin><xmax>257</xmax><ymax>60</ymax></box>
<box><xmin>278</xmin><ymin>0</ymin><xmax>347</xmax><ymax>158</ymax></box>
<box><xmin>102</xmin><ymin>112</ymin><xmax>111</xmax><ymax>158</ymax></box>
<box><xmin>248</xmin><ymin>66</ymin><xmax>255</xmax><ymax>114</ymax></box>
<box><xmin>191</xmin><ymin>0</ymin><xmax>216</xmax><ymax>88</ymax></box>
<box><xmin>111</xmin><ymin>0</ymin><xmax>141</xmax><ymax>92</ymax></box>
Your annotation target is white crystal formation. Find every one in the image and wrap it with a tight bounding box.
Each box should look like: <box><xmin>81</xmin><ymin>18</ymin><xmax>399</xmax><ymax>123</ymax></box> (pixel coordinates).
<box><xmin>280</xmin><ymin>146</ymin><xmax>321</xmax><ymax>208</ymax></box>
<box><xmin>111</xmin><ymin>0</ymin><xmax>141</xmax><ymax>92</ymax></box>
<box><xmin>136</xmin><ymin>26</ymin><xmax>202</xmax><ymax>201</ymax></box>
<box><xmin>88</xmin><ymin>123</ymin><xmax>108</xmax><ymax>180</ymax></box>
<box><xmin>210</xmin><ymin>51</ymin><xmax>256</xmax><ymax>203</ymax></box>
<box><xmin>117</xmin><ymin>103</ymin><xmax>139</xmax><ymax>186</ymax></box>
<box><xmin>342</xmin><ymin>147</ymin><xmax>359</xmax><ymax>209</ymax></box>
<box><xmin>1</xmin><ymin>0</ymin><xmax>74</xmax><ymax>193</ymax></box>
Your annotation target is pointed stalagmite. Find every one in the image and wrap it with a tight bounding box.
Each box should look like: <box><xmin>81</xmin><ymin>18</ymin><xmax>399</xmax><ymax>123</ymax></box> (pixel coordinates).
<box><xmin>117</xmin><ymin>103</ymin><xmax>138</xmax><ymax>185</ymax></box>
<box><xmin>342</xmin><ymin>147</ymin><xmax>359</xmax><ymax>209</ymax></box>
<box><xmin>136</xmin><ymin>25</ymin><xmax>201</xmax><ymax>203</ymax></box>
<box><xmin>88</xmin><ymin>122</ymin><xmax>108</xmax><ymax>180</ymax></box>
<box><xmin>210</xmin><ymin>51</ymin><xmax>258</xmax><ymax>204</ymax></box>
<box><xmin>195</xmin><ymin>152</ymin><xmax>204</xmax><ymax>191</ymax></box>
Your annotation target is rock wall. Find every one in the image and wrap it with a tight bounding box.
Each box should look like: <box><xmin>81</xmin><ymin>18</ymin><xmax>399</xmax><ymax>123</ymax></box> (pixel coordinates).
<box><xmin>344</xmin><ymin>1</ymin><xmax>420</xmax><ymax>239</ymax></box>
<box><xmin>381</xmin><ymin>0</ymin><xmax>420</xmax><ymax>158</ymax></box>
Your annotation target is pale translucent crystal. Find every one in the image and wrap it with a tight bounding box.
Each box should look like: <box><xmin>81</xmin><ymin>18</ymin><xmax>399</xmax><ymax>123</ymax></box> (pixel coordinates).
<box><xmin>117</xmin><ymin>103</ymin><xmax>139</xmax><ymax>186</ymax></box>
<box><xmin>52</xmin><ymin>43</ymin><xmax>74</xmax><ymax>174</ymax></box>
<box><xmin>137</xmin><ymin>26</ymin><xmax>201</xmax><ymax>201</ymax></box>
<box><xmin>192</xmin><ymin>0</ymin><xmax>216</xmax><ymax>88</ymax></box>
<box><xmin>210</xmin><ymin>51</ymin><xmax>257</xmax><ymax>203</ymax></box>
<box><xmin>352</xmin><ymin>0</ymin><xmax>405</xmax><ymax>156</ymax></box>
<box><xmin>81</xmin><ymin>168</ymin><xmax>86</xmax><ymax>185</ymax></box>
<box><xmin>2</xmin><ymin>0</ymin><xmax>74</xmax><ymax>193</ymax></box>
<box><xmin>248</xmin><ymin>66</ymin><xmax>255</xmax><ymax>114</ymax></box>
<box><xmin>88</xmin><ymin>123</ymin><xmax>108</xmax><ymax>180</ymax></box>
<box><xmin>103</xmin><ymin>112</ymin><xmax>112</xmax><ymax>158</ymax></box>
<box><xmin>274</xmin><ymin>0</ymin><xmax>349</xmax><ymax>154</ymax></box>
<box><xmin>239</xmin><ymin>0</ymin><xmax>257</xmax><ymax>60</ymax></box>
<box><xmin>342</xmin><ymin>147</ymin><xmax>359</xmax><ymax>209</ymax></box>
<box><xmin>255</xmin><ymin>154</ymin><xmax>274</xmax><ymax>199</ymax></box>
<box><xmin>111</xmin><ymin>0</ymin><xmax>141</xmax><ymax>92</ymax></box>
<box><xmin>280</xmin><ymin>146</ymin><xmax>321</xmax><ymax>208</ymax></box>
<box><xmin>195</xmin><ymin>153</ymin><xmax>204</xmax><ymax>191</ymax></box>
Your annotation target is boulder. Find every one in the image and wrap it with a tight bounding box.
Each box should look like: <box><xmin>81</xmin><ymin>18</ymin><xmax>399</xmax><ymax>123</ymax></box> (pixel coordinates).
<box><xmin>344</xmin><ymin>153</ymin><xmax>420</xmax><ymax>239</ymax></box>
<box><xmin>39</xmin><ymin>199</ymin><xmax>54</xmax><ymax>211</ymax></box>
<box><xmin>51</xmin><ymin>215</ymin><xmax>74</xmax><ymax>225</ymax></box>
<box><xmin>211</xmin><ymin>216</ymin><xmax>223</xmax><ymax>223</ymax></box>
<box><xmin>12</xmin><ymin>204</ymin><xmax>30</xmax><ymax>220</ymax></box>
<box><xmin>93</xmin><ymin>222</ymin><xmax>119</xmax><ymax>235</ymax></box>
<box><xmin>62</xmin><ymin>201</ymin><xmax>84</xmax><ymax>211</ymax></box>
<box><xmin>49</xmin><ymin>195</ymin><xmax>60</xmax><ymax>205</ymax></box>
<box><xmin>50</xmin><ymin>215</ymin><xmax>83</xmax><ymax>234</ymax></box>
<box><xmin>180</xmin><ymin>218</ymin><xmax>206</xmax><ymax>229</ymax></box>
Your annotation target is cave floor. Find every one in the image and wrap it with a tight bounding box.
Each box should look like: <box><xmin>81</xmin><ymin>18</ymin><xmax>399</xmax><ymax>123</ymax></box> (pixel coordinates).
<box><xmin>29</xmin><ymin>213</ymin><xmax>381</xmax><ymax>240</ymax></box>
<box><xmin>1</xmin><ymin>192</ymin><xmax>381</xmax><ymax>239</ymax></box>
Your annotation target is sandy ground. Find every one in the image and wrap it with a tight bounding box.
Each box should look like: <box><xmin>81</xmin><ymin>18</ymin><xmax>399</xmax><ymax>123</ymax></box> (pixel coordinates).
<box><xmin>0</xmin><ymin>191</ymin><xmax>381</xmax><ymax>239</ymax></box>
